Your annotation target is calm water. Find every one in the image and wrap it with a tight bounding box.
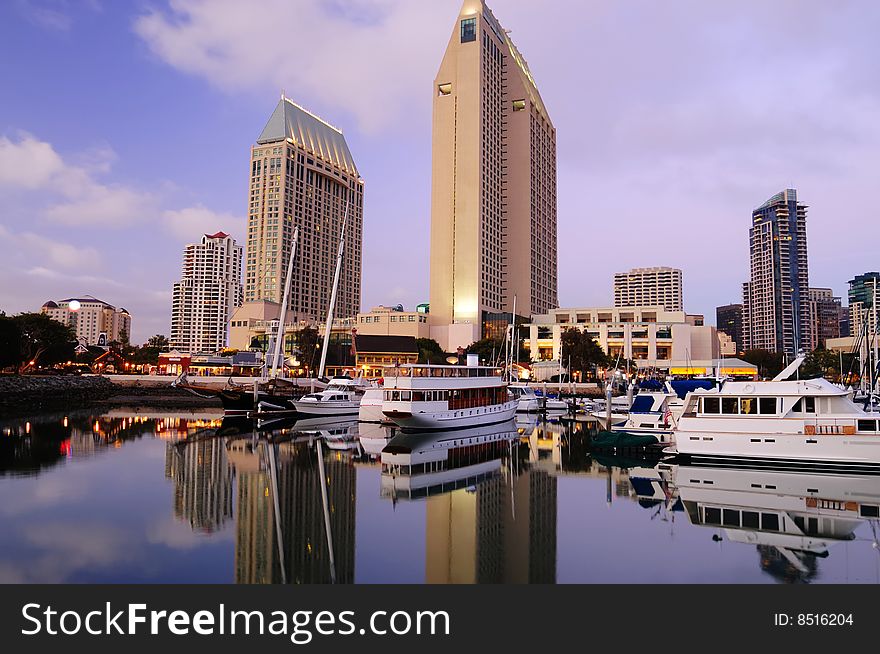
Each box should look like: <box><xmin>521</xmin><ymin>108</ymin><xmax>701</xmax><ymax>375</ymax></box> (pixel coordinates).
<box><xmin>2</xmin><ymin>409</ymin><xmax>880</xmax><ymax>584</ymax></box>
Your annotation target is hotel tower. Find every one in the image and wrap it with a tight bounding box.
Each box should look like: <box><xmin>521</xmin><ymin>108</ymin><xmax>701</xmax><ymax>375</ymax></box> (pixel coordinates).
<box><xmin>230</xmin><ymin>95</ymin><xmax>364</xmax><ymax>349</ymax></box>
<box><xmin>429</xmin><ymin>0</ymin><xmax>557</xmax><ymax>350</ymax></box>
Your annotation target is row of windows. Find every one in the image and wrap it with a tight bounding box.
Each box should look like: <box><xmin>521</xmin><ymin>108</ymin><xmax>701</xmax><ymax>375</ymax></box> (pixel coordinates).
<box><xmin>701</xmin><ymin>396</ymin><xmax>779</xmax><ymax>415</ymax></box>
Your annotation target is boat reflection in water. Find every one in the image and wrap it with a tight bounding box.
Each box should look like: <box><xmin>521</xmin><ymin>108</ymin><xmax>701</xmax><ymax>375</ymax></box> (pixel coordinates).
<box><xmin>380</xmin><ymin>421</ymin><xmax>559</xmax><ymax>583</ymax></box>
<box><xmin>673</xmin><ymin>465</ymin><xmax>880</xmax><ymax>582</ymax></box>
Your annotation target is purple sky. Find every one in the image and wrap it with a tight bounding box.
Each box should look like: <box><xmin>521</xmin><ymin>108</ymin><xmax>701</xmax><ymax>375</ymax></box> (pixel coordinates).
<box><xmin>1</xmin><ymin>0</ymin><xmax>879</xmax><ymax>344</ymax></box>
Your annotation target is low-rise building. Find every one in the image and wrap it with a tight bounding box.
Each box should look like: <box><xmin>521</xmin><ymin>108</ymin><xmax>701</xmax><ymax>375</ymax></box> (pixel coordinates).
<box><xmin>41</xmin><ymin>296</ymin><xmax>131</xmax><ymax>346</ymax></box>
<box><xmin>355</xmin><ymin>305</ymin><xmax>430</xmax><ymax>339</ymax></box>
<box><xmin>354</xmin><ymin>334</ymin><xmax>419</xmax><ymax>377</ymax></box>
<box><xmin>526</xmin><ymin>306</ymin><xmax>720</xmax><ymax>373</ymax></box>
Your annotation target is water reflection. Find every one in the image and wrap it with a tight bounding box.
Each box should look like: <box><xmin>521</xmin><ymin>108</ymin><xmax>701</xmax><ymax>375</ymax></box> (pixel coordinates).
<box><xmin>1</xmin><ymin>410</ymin><xmax>879</xmax><ymax>584</ymax></box>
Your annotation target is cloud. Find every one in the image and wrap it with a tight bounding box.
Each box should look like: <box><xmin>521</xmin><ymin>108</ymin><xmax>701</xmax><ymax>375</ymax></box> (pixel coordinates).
<box><xmin>162</xmin><ymin>205</ymin><xmax>243</xmax><ymax>242</ymax></box>
<box><xmin>0</xmin><ymin>134</ymin><xmax>64</xmax><ymax>189</ymax></box>
<box><xmin>133</xmin><ymin>0</ymin><xmax>451</xmax><ymax>133</ymax></box>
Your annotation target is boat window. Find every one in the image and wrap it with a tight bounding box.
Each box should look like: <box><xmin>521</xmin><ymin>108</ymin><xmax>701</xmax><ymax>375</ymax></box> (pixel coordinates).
<box><xmin>391</xmin><ymin>390</ymin><xmax>400</xmax><ymax>401</ymax></box>
<box><xmin>703</xmin><ymin>507</ymin><xmax>722</xmax><ymax>525</ymax></box>
<box><xmin>702</xmin><ymin>397</ymin><xmax>720</xmax><ymax>414</ymax></box>
<box><xmin>722</xmin><ymin>509</ymin><xmax>739</xmax><ymax>527</ymax></box>
<box><xmin>401</xmin><ymin>391</ymin><xmax>411</xmax><ymax>401</ymax></box>
<box><xmin>761</xmin><ymin>513</ymin><xmax>780</xmax><ymax>531</ymax></box>
<box><xmin>792</xmin><ymin>398</ymin><xmax>802</xmax><ymax>412</ymax></box>
<box><xmin>758</xmin><ymin>397</ymin><xmax>777</xmax><ymax>415</ymax></box>
<box><xmin>805</xmin><ymin>397</ymin><xmax>816</xmax><ymax>413</ymax></box>
<box><xmin>858</xmin><ymin>419</ymin><xmax>878</xmax><ymax>432</ymax></box>
<box><xmin>742</xmin><ymin>511</ymin><xmax>760</xmax><ymax>529</ymax></box>
<box><xmin>413</xmin><ymin>391</ymin><xmax>425</xmax><ymax>401</ymax></box>
<box><xmin>721</xmin><ymin>397</ymin><xmax>739</xmax><ymax>414</ymax></box>
<box><xmin>860</xmin><ymin>505</ymin><xmax>880</xmax><ymax>518</ymax></box>
<box><xmin>740</xmin><ymin>398</ymin><xmax>756</xmax><ymax>415</ymax></box>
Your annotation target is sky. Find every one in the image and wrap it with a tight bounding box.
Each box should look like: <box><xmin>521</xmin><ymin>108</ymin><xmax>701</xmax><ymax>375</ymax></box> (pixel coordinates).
<box><xmin>1</xmin><ymin>0</ymin><xmax>879</xmax><ymax>345</ymax></box>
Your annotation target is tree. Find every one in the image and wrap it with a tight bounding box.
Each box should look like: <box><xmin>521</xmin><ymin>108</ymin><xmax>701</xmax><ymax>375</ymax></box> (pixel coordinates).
<box><xmin>147</xmin><ymin>334</ymin><xmax>170</xmax><ymax>349</ymax></box>
<box><xmin>294</xmin><ymin>326</ymin><xmax>320</xmax><ymax>372</ymax></box>
<box><xmin>118</xmin><ymin>327</ymin><xmax>129</xmax><ymax>346</ymax></box>
<box><xmin>742</xmin><ymin>349</ymin><xmax>785</xmax><ymax>379</ymax></box>
<box><xmin>560</xmin><ymin>328</ymin><xmax>608</xmax><ymax>380</ymax></box>
<box><xmin>801</xmin><ymin>348</ymin><xmax>844</xmax><ymax>381</ymax></box>
<box><xmin>466</xmin><ymin>338</ymin><xmax>528</xmax><ymax>366</ymax></box>
<box><xmin>416</xmin><ymin>338</ymin><xmax>446</xmax><ymax>364</ymax></box>
<box><xmin>0</xmin><ymin>315</ymin><xmax>22</xmax><ymax>371</ymax></box>
<box><xmin>13</xmin><ymin>313</ymin><xmax>76</xmax><ymax>372</ymax></box>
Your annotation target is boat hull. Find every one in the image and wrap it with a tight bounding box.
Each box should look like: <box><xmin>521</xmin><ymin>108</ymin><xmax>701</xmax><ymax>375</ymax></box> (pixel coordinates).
<box><xmin>291</xmin><ymin>400</ymin><xmax>360</xmax><ymax>417</ymax></box>
<box><xmin>675</xmin><ymin>431</ymin><xmax>880</xmax><ymax>473</ymax></box>
<box><xmin>384</xmin><ymin>400</ymin><xmax>518</xmax><ymax>432</ymax></box>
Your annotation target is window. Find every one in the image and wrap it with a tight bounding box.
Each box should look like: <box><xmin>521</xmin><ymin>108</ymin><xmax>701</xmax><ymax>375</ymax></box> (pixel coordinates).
<box><xmin>761</xmin><ymin>513</ymin><xmax>780</xmax><ymax>531</ymax></box>
<box><xmin>460</xmin><ymin>17</ymin><xmax>476</xmax><ymax>42</ymax></box>
<box><xmin>702</xmin><ymin>397</ymin><xmax>720</xmax><ymax>414</ymax></box>
<box><xmin>438</xmin><ymin>82</ymin><xmax>452</xmax><ymax>96</ymax></box>
<box><xmin>721</xmin><ymin>397</ymin><xmax>739</xmax><ymax>414</ymax></box>
<box><xmin>740</xmin><ymin>398</ymin><xmax>756</xmax><ymax>415</ymax></box>
<box><xmin>758</xmin><ymin>397</ymin><xmax>777</xmax><ymax>415</ymax></box>
<box><xmin>741</xmin><ymin>511</ymin><xmax>760</xmax><ymax>529</ymax></box>
<box><xmin>722</xmin><ymin>509</ymin><xmax>739</xmax><ymax>527</ymax></box>
<box><xmin>860</xmin><ymin>505</ymin><xmax>880</xmax><ymax>518</ymax></box>
<box><xmin>704</xmin><ymin>507</ymin><xmax>722</xmax><ymax>525</ymax></box>
<box><xmin>858</xmin><ymin>419</ymin><xmax>878</xmax><ymax>432</ymax></box>
<box><xmin>512</xmin><ymin>99</ymin><xmax>526</xmax><ymax>111</ymax></box>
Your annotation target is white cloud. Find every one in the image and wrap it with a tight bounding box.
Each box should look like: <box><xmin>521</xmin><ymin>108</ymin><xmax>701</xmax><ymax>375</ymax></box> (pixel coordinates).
<box><xmin>162</xmin><ymin>205</ymin><xmax>242</xmax><ymax>242</ymax></box>
<box><xmin>0</xmin><ymin>134</ymin><xmax>64</xmax><ymax>189</ymax></box>
<box><xmin>133</xmin><ymin>0</ymin><xmax>451</xmax><ymax>133</ymax></box>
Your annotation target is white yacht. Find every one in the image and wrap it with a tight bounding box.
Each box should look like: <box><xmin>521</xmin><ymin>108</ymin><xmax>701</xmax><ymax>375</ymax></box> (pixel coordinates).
<box><xmin>290</xmin><ymin>377</ymin><xmax>368</xmax><ymax>417</ymax></box>
<box><xmin>671</xmin><ymin>377</ymin><xmax>880</xmax><ymax>471</ymax></box>
<box><xmin>381</xmin><ymin>355</ymin><xmax>518</xmax><ymax>431</ymax></box>
<box><xmin>508</xmin><ymin>384</ymin><xmax>567</xmax><ymax>413</ymax></box>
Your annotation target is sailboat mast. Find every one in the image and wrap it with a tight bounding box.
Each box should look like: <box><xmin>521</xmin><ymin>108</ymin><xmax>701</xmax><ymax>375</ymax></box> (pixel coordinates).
<box><xmin>873</xmin><ymin>278</ymin><xmax>878</xmax><ymax>394</ymax></box>
<box><xmin>318</xmin><ymin>199</ymin><xmax>350</xmax><ymax>379</ymax></box>
<box><xmin>270</xmin><ymin>226</ymin><xmax>299</xmax><ymax>378</ymax></box>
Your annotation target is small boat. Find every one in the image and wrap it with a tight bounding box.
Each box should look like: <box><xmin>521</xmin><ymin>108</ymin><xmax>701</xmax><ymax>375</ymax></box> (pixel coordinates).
<box><xmin>291</xmin><ymin>378</ymin><xmax>367</xmax><ymax>417</ymax></box>
<box><xmin>381</xmin><ymin>355</ymin><xmax>518</xmax><ymax>431</ymax></box>
<box><xmin>509</xmin><ymin>384</ymin><xmax>568</xmax><ymax>412</ymax></box>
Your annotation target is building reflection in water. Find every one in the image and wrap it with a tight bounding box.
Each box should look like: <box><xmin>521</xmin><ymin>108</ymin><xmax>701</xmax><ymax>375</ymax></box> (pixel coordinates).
<box><xmin>165</xmin><ymin>438</ymin><xmax>233</xmax><ymax>533</ymax></box>
<box><xmin>380</xmin><ymin>420</ymin><xmax>558</xmax><ymax>584</ymax></box>
<box><xmin>225</xmin><ymin>421</ymin><xmax>358</xmax><ymax>585</ymax></box>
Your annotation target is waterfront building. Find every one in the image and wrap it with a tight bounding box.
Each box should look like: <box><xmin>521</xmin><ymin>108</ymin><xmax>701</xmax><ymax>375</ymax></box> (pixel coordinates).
<box><xmin>741</xmin><ymin>189</ymin><xmax>811</xmax><ymax>356</ymax></box>
<box><xmin>354</xmin><ymin>334</ymin><xmax>419</xmax><ymax>377</ymax></box>
<box><xmin>233</xmin><ymin>94</ymin><xmax>364</xmax><ymax>335</ymax></box>
<box><xmin>41</xmin><ymin>296</ymin><xmax>131</xmax><ymax>346</ymax></box>
<box><xmin>525</xmin><ymin>306</ymin><xmax>721</xmax><ymax>376</ymax></box>
<box><xmin>429</xmin><ymin>0</ymin><xmax>557</xmax><ymax>351</ymax></box>
<box><xmin>807</xmin><ymin>287</ymin><xmax>842</xmax><ymax>349</ymax></box>
<box><xmin>614</xmin><ymin>267</ymin><xmax>683</xmax><ymax>312</ymax></box>
<box><xmin>715</xmin><ymin>303</ymin><xmax>743</xmax><ymax>352</ymax></box>
<box><xmin>355</xmin><ymin>305</ymin><xmax>430</xmax><ymax>339</ymax></box>
<box><xmin>718</xmin><ymin>331</ymin><xmax>737</xmax><ymax>357</ymax></box>
<box><xmin>170</xmin><ymin>231</ymin><xmax>243</xmax><ymax>355</ymax></box>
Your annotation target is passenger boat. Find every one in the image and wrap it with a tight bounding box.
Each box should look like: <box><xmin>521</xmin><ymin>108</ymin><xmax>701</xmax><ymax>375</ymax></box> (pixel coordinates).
<box><xmin>380</xmin><ymin>356</ymin><xmax>518</xmax><ymax>431</ymax></box>
<box><xmin>379</xmin><ymin>421</ymin><xmax>518</xmax><ymax>500</ymax></box>
<box><xmin>671</xmin><ymin>377</ymin><xmax>880</xmax><ymax>472</ymax></box>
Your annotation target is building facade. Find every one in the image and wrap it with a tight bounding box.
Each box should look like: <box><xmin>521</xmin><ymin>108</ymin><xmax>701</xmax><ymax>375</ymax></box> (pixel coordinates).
<box><xmin>41</xmin><ymin>297</ymin><xmax>131</xmax><ymax>346</ymax></box>
<box><xmin>237</xmin><ymin>94</ymin><xmax>364</xmax><ymax>328</ymax></box>
<box><xmin>715</xmin><ymin>303</ymin><xmax>743</xmax><ymax>352</ymax></box>
<box><xmin>848</xmin><ymin>272</ymin><xmax>879</xmax><ymax>342</ymax></box>
<box><xmin>526</xmin><ymin>306</ymin><xmax>721</xmax><ymax>372</ymax></box>
<box><xmin>614</xmin><ymin>267</ymin><xmax>683</xmax><ymax>312</ymax></box>
<box><xmin>170</xmin><ymin>231</ymin><xmax>243</xmax><ymax>354</ymax></box>
<box><xmin>355</xmin><ymin>305</ymin><xmax>430</xmax><ymax>339</ymax></box>
<box><xmin>429</xmin><ymin>0</ymin><xmax>557</xmax><ymax>351</ymax></box>
<box><xmin>807</xmin><ymin>287</ymin><xmax>842</xmax><ymax>350</ymax></box>
<box><xmin>742</xmin><ymin>189</ymin><xmax>811</xmax><ymax>356</ymax></box>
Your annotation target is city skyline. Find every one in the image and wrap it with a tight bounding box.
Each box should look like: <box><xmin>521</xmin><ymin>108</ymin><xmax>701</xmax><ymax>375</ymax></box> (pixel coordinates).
<box><xmin>2</xmin><ymin>0</ymin><xmax>880</xmax><ymax>343</ymax></box>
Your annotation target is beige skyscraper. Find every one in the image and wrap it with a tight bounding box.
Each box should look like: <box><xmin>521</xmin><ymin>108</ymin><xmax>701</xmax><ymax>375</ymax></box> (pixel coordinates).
<box><xmin>429</xmin><ymin>0</ymin><xmax>557</xmax><ymax>350</ymax></box>
<box><xmin>613</xmin><ymin>267</ymin><xmax>683</xmax><ymax>312</ymax></box>
<box><xmin>231</xmin><ymin>95</ymin><xmax>364</xmax><ymax>345</ymax></box>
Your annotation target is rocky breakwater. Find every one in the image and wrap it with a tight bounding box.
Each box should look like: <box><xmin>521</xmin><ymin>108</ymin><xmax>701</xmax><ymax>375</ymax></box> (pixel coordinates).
<box><xmin>0</xmin><ymin>375</ymin><xmax>115</xmax><ymax>416</ymax></box>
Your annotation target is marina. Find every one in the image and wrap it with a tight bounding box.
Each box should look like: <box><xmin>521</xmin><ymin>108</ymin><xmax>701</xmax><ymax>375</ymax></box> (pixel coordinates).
<box><xmin>2</xmin><ymin>408</ymin><xmax>880</xmax><ymax>584</ymax></box>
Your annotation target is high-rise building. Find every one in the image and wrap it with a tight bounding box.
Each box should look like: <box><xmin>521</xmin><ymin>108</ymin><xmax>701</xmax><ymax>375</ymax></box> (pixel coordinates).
<box><xmin>429</xmin><ymin>0</ymin><xmax>557</xmax><ymax>350</ymax></box>
<box><xmin>741</xmin><ymin>189</ymin><xmax>811</xmax><ymax>356</ymax></box>
<box><xmin>41</xmin><ymin>296</ymin><xmax>131</xmax><ymax>346</ymax></box>
<box><xmin>171</xmin><ymin>231</ymin><xmax>242</xmax><ymax>354</ymax></box>
<box><xmin>715</xmin><ymin>303</ymin><xmax>743</xmax><ymax>352</ymax></box>
<box><xmin>234</xmin><ymin>94</ymin><xmax>364</xmax><ymax>336</ymax></box>
<box><xmin>807</xmin><ymin>287</ymin><xmax>842</xmax><ymax>349</ymax></box>
<box><xmin>848</xmin><ymin>272</ymin><xmax>880</xmax><ymax>341</ymax></box>
<box><xmin>614</xmin><ymin>267</ymin><xmax>683</xmax><ymax>312</ymax></box>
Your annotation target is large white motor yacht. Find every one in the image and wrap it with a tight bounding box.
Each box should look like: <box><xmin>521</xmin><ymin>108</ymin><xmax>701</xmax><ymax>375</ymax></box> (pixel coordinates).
<box><xmin>671</xmin><ymin>377</ymin><xmax>880</xmax><ymax>471</ymax></box>
<box><xmin>381</xmin><ymin>356</ymin><xmax>518</xmax><ymax>431</ymax></box>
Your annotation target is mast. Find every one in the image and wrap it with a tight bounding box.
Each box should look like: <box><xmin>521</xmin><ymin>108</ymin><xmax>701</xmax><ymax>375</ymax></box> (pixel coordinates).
<box><xmin>318</xmin><ymin>199</ymin><xmax>350</xmax><ymax>379</ymax></box>
<box><xmin>270</xmin><ymin>226</ymin><xmax>299</xmax><ymax>378</ymax></box>
<box><xmin>509</xmin><ymin>295</ymin><xmax>517</xmax><ymax>381</ymax></box>
<box><xmin>873</xmin><ymin>278</ymin><xmax>878</xmax><ymax>394</ymax></box>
